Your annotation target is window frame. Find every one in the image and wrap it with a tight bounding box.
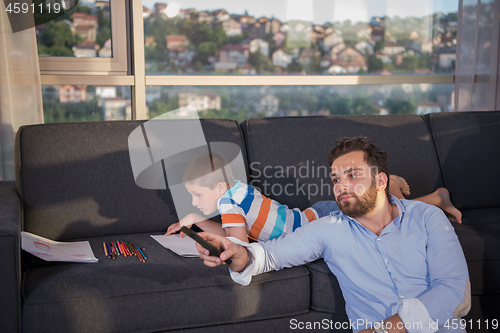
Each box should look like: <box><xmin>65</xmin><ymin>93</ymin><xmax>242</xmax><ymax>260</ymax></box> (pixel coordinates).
<box><xmin>38</xmin><ymin>0</ymin><xmax>128</xmax><ymax>74</ymax></box>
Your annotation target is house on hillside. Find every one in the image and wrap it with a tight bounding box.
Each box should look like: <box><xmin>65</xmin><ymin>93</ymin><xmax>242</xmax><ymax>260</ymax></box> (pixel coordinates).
<box><xmin>272</xmin><ymin>49</ymin><xmax>292</xmax><ymax>68</ymax></box>
<box><xmin>382</xmin><ymin>41</ymin><xmax>405</xmax><ymax>55</ymax></box>
<box><xmin>166</xmin><ymin>35</ymin><xmax>189</xmax><ymax>51</ymax></box>
<box><xmin>213</xmin><ymin>9</ymin><xmax>230</xmax><ymax>22</ymax></box>
<box><xmin>299</xmin><ymin>48</ymin><xmax>315</xmax><ymax>66</ymax></box>
<box><xmin>219</xmin><ymin>44</ymin><xmax>248</xmax><ymax>65</ymax></box>
<box><xmin>73</xmin><ymin>41</ymin><xmax>99</xmax><ymax>57</ymax></box>
<box><xmin>59</xmin><ymin>85</ymin><xmax>86</xmax><ymax>103</ymax></box>
<box><xmin>249</xmin><ymin>39</ymin><xmax>269</xmax><ymax>57</ymax></box>
<box><xmin>178</xmin><ymin>92</ymin><xmax>221</xmax><ymax>111</ymax></box>
<box><xmin>222</xmin><ymin>19</ymin><xmax>242</xmax><ymax>36</ymax></box>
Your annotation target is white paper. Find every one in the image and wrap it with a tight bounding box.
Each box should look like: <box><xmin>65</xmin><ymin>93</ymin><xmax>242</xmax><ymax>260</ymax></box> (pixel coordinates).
<box><xmin>151</xmin><ymin>234</ymin><xmax>199</xmax><ymax>257</ymax></box>
<box><xmin>21</xmin><ymin>231</ymin><xmax>98</xmax><ymax>263</ymax></box>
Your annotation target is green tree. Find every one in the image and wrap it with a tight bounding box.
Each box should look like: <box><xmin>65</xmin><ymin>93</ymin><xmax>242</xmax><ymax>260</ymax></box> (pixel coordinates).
<box><xmin>374</xmin><ymin>41</ymin><xmax>385</xmax><ymax>52</ymax></box>
<box><xmin>248</xmin><ymin>49</ymin><xmax>274</xmax><ymax>73</ymax></box>
<box><xmin>39</xmin><ymin>21</ymin><xmax>79</xmax><ymax>56</ymax></box>
<box><xmin>195</xmin><ymin>41</ymin><xmax>218</xmax><ymax>65</ymax></box>
<box><xmin>43</xmin><ymin>98</ymin><xmax>103</xmax><ymax>123</ymax></box>
<box><xmin>40</xmin><ymin>21</ymin><xmax>75</xmax><ymax>48</ymax></box>
<box><xmin>402</xmin><ymin>54</ymin><xmax>419</xmax><ymax>72</ymax></box>
<box><xmin>385</xmin><ymin>99</ymin><xmax>416</xmax><ymax>114</ymax></box>
<box><xmin>287</xmin><ymin>60</ymin><xmax>303</xmax><ymax>73</ymax></box>
<box><xmin>367</xmin><ymin>55</ymin><xmax>383</xmax><ymax>72</ymax></box>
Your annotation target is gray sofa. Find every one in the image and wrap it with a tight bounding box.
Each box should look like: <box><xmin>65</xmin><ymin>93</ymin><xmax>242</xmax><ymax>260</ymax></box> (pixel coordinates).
<box><xmin>1</xmin><ymin>111</ymin><xmax>499</xmax><ymax>332</ymax></box>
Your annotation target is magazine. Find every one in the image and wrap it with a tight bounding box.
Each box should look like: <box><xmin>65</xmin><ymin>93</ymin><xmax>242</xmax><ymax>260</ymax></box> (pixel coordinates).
<box><xmin>21</xmin><ymin>231</ymin><xmax>98</xmax><ymax>263</ymax></box>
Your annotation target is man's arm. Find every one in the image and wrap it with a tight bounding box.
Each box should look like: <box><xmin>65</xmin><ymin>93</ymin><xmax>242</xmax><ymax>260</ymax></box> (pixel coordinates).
<box><xmin>398</xmin><ymin>208</ymin><xmax>470</xmax><ymax>332</ymax></box>
<box><xmin>198</xmin><ymin>217</ymin><xmax>332</xmax><ymax>284</ymax></box>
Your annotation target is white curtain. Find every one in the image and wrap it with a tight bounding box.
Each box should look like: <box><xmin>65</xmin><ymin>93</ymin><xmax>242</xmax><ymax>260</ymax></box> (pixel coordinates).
<box><xmin>0</xmin><ymin>1</ymin><xmax>43</xmax><ymax>181</ymax></box>
<box><xmin>454</xmin><ymin>0</ymin><xmax>500</xmax><ymax>111</ymax></box>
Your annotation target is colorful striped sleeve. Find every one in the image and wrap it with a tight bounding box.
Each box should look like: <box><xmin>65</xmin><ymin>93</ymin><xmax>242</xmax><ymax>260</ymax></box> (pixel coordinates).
<box><xmin>303</xmin><ymin>208</ymin><xmax>319</xmax><ymax>222</ymax></box>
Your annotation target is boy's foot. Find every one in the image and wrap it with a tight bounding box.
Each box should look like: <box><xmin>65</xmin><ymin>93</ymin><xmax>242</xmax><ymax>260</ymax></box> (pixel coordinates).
<box><xmin>433</xmin><ymin>188</ymin><xmax>462</xmax><ymax>224</ymax></box>
<box><xmin>390</xmin><ymin>175</ymin><xmax>411</xmax><ymax>197</ymax></box>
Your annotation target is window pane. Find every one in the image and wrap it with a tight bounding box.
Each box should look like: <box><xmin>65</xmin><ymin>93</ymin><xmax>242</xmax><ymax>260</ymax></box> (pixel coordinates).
<box><xmin>42</xmin><ymin>85</ymin><xmax>131</xmax><ymax>122</ymax></box>
<box><xmin>142</xmin><ymin>0</ymin><xmax>458</xmax><ymax>75</ymax></box>
<box><xmin>145</xmin><ymin>84</ymin><xmax>454</xmax><ymax>121</ymax></box>
<box><xmin>36</xmin><ymin>0</ymin><xmax>112</xmax><ymax>58</ymax></box>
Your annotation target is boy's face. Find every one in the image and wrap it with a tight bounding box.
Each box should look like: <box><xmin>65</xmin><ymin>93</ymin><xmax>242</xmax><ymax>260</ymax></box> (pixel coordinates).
<box><xmin>185</xmin><ymin>183</ymin><xmax>223</xmax><ymax>215</ymax></box>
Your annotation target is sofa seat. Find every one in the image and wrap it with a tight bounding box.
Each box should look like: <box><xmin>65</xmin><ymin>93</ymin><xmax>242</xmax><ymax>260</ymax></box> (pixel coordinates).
<box><xmin>461</xmin><ymin>207</ymin><xmax>500</xmax><ymax>238</ymax></box>
<box><xmin>304</xmin><ymin>260</ymin><xmax>346</xmax><ymax>315</ymax></box>
<box><xmin>22</xmin><ymin>233</ymin><xmax>311</xmax><ymax>333</ymax></box>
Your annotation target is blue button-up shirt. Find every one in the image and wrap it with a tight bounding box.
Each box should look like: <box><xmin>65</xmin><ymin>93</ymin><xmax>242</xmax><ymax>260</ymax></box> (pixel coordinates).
<box><xmin>230</xmin><ymin>196</ymin><xmax>470</xmax><ymax>333</ymax></box>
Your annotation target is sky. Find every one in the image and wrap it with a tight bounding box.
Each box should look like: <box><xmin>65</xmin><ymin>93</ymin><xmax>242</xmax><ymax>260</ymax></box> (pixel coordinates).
<box><xmin>142</xmin><ymin>0</ymin><xmax>459</xmax><ymax>24</ymax></box>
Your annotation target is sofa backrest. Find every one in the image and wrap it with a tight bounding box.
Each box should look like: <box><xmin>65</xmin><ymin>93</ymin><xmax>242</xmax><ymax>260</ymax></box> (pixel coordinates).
<box><xmin>15</xmin><ymin>119</ymin><xmax>247</xmax><ymax>241</ymax></box>
<box><xmin>241</xmin><ymin>115</ymin><xmax>444</xmax><ymax>210</ymax></box>
<box><xmin>426</xmin><ymin>111</ymin><xmax>500</xmax><ymax>210</ymax></box>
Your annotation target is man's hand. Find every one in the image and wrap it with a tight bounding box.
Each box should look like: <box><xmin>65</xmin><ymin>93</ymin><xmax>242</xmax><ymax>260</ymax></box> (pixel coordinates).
<box><xmin>358</xmin><ymin>314</ymin><xmax>407</xmax><ymax>333</ymax></box>
<box><xmin>196</xmin><ymin>232</ymin><xmax>249</xmax><ymax>272</ymax></box>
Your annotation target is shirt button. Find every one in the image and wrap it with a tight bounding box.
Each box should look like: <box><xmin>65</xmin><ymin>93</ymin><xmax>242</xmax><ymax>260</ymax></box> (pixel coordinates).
<box><xmin>377</xmin><ymin>238</ymin><xmax>381</xmax><ymax>242</ymax></box>
<box><xmin>400</xmin><ymin>296</ymin><xmax>405</xmax><ymax>299</ymax></box>
<box><xmin>385</xmin><ymin>259</ymin><xmax>389</xmax><ymax>263</ymax></box>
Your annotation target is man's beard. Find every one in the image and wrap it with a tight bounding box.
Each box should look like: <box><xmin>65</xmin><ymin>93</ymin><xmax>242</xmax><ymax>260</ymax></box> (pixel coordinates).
<box><xmin>336</xmin><ymin>180</ymin><xmax>378</xmax><ymax>218</ymax></box>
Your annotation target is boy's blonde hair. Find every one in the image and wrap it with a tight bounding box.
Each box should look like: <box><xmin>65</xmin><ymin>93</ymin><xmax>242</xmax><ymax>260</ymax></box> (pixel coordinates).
<box><xmin>183</xmin><ymin>151</ymin><xmax>235</xmax><ymax>189</ymax></box>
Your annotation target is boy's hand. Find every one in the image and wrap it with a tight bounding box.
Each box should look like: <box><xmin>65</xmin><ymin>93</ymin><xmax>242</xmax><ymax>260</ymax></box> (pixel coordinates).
<box><xmin>164</xmin><ymin>222</ymin><xmax>182</xmax><ymax>236</ymax></box>
<box><xmin>196</xmin><ymin>232</ymin><xmax>249</xmax><ymax>272</ymax></box>
<box><xmin>164</xmin><ymin>213</ymin><xmax>200</xmax><ymax>237</ymax></box>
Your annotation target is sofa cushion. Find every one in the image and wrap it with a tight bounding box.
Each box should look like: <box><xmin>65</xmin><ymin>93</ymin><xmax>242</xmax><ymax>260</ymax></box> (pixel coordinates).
<box><xmin>22</xmin><ymin>233</ymin><xmax>310</xmax><ymax>332</ymax></box>
<box><xmin>304</xmin><ymin>259</ymin><xmax>346</xmax><ymax>314</ymax></box>
<box><xmin>15</xmin><ymin>120</ymin><xmax>247</xmax><ymax>241</ymax></box>
<box><xmin>426</xmin><ymin>111</ymin><xmax>500</xmax><ymax>210</ymax></box>
<box><xmin>461</xmin><ymin>207</ymin><xmax>500</xmax><ymax>238</ymax></box>
<box><xmin>241</xmin><ymin>115</ymin><xmax>444</xmax><ymax>210</ymax></box>
<box><xmin>453</xmin><ymin>222</ymin><xmax>500</xmax><ymax>295</ymax></box>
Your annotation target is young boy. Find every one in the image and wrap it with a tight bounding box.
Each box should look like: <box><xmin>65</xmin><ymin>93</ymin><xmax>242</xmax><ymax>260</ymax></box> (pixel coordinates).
<box><xmin>165</xmin><ymin>151</ymin><xmax>461</xmax><ymax>243</ymax></box>
<box><xmin>165</xmin><ymin>152</ymin><xmax>322</xmax><ymax>243</ymax></box>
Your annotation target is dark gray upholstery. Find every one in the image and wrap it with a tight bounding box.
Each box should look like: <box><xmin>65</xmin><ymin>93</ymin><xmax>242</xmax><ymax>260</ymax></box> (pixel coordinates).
<box><xmin>0</xmin><ymin>181</ymin><xmax>21</xmax><ymax>333</ymax></box>
<box><xmin>426</xmin><ymin>111</ymin><xmax>500</xmax><ymax>210</ymax></box>
<box><xmin>22</xmin><ymin>233</ymin><xmax>310</xmax><ymax>332</ymax></box>
<box><xmin>241</xmin><ymin>115</ymin><xmax>444</xmax><ymax>210</ymax></box>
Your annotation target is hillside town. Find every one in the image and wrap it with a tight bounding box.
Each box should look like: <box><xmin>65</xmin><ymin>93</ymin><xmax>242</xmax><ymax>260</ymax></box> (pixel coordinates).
<box><xmin>143</xmin><ymin>2</ymin><xmax>458</xmax><ymax>75</ymax></box>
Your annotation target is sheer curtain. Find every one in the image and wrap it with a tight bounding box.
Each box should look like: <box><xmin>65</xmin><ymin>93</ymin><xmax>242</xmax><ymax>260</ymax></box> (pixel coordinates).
<box><xmin>0</xmin><ymin>1</ymin><xmax>43</xmax><ymax>181</ymax></box>
<box><xmin>454</xmin><ymin>0</ymin><xmax>500</xmax><ymax>111</ymax></box>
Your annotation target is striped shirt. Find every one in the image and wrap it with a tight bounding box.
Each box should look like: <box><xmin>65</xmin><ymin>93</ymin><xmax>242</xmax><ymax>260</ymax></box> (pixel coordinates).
<box><xmin>217</xmin><ymin>181</ymin><xmax>319</xmax><ymax>241</ymax></box>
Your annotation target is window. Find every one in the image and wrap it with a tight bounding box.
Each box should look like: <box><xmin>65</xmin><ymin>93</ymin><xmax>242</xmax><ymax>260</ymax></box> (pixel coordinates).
<box><xmin>40</xmin><ymin>0</ymin><xmax>461</xmax><ymax>123</ymax></box>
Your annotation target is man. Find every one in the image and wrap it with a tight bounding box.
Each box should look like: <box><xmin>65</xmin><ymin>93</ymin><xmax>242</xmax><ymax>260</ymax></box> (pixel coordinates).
<box><xmin>197</xmin><ymin>137</ymin><xmax>470</xmax><ymax>333</ymax></box>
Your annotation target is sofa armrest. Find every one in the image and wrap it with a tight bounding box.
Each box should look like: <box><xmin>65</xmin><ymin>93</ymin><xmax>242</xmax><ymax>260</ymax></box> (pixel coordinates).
<box><xmin>0</xmin><ymin>181</ymin><xmax>22</xmax><ymax>333</ymax></box>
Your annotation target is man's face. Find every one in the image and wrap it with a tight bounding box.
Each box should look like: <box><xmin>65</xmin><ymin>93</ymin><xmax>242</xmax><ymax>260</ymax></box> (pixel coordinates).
<box><xmin>330</xmin><ymin>151</ymin><xmax>378</xmax><ymax>218</ymax></box>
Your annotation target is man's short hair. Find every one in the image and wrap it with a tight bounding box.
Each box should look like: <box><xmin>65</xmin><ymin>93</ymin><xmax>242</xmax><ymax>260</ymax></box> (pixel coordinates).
<box><xmin>327</xmin><ymin>136</ymin><xmax>391</xmax><ymax>196</ymax></box>
<box><xmin>183</xmin><ymin>151</ymin><xmax>235</xmax><ymax>189</ymax></box>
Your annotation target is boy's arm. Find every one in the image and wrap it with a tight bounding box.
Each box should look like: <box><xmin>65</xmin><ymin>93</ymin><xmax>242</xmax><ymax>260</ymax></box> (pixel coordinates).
<box><xmin>165</xmin><ymin>213</ymin><xmax>225</xmax><ymax>237</ymax></box>
<box><xmin>224</xmin><ymin>226</ymin><xmax>249</xmax><ymax>243</ymax></box>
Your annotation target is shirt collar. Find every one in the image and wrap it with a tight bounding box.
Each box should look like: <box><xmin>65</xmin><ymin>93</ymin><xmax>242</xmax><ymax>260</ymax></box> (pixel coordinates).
<box><xmin>222</xmin><ymin>180</ymin><xmax>241</xmax><ymax>199</ymax></box>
